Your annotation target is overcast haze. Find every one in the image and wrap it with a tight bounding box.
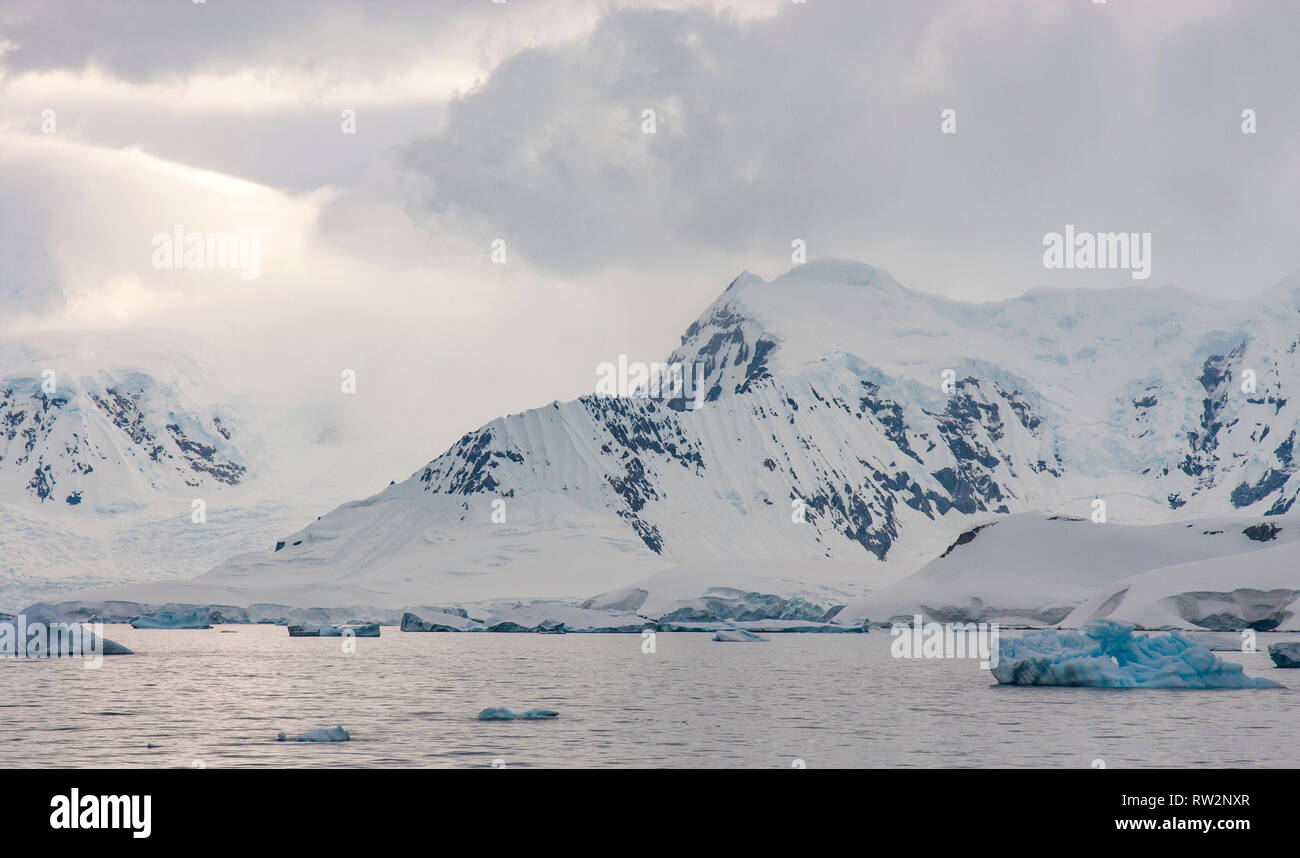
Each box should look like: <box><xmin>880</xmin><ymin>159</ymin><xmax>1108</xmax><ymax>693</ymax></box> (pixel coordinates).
<box><xmin>2</xmin><ymin>0</ymin><xmax>1298</xmax><ymax>484</ymax></box>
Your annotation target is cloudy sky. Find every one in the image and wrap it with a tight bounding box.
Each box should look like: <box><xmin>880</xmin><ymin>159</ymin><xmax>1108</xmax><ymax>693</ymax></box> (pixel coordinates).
<box><xmin>1</xmin><ymin>0</ymin><xmax>1297</xmax><ymax>485</ymax></box>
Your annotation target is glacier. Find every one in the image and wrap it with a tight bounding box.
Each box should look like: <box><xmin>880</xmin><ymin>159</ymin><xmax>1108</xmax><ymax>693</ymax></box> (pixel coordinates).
<box><xmin>990</xmin><ymin>621</ymin><xmax>1283</xmax><ymax>688</ymax></box>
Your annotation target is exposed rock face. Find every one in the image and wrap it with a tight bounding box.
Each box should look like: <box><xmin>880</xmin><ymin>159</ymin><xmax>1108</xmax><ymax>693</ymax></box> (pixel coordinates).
<box><xmin>2</xmin><ymin>374</ymin><xmax>246</xmax><ymax>508</ymax></box>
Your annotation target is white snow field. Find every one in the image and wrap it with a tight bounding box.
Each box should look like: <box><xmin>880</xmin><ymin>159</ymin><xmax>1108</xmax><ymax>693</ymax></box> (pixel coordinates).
<box><xmin>15</xmin><ymin>261</ymin><xmax>1300</xmax><ymax>628</ymax></box>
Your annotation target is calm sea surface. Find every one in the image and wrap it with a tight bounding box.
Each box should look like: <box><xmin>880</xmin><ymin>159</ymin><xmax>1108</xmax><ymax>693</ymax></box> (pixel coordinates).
<box><xmin>3</xmin><ymin>625</ymin><xmax>1296</xmax><ymax>768</ymax></box>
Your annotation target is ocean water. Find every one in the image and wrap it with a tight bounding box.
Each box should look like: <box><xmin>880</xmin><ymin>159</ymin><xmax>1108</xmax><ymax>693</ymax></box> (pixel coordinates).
<box><xmin>3</xmin><ymin>625</ymin><xmax>1297</xmax><ymax>768</ymax></box>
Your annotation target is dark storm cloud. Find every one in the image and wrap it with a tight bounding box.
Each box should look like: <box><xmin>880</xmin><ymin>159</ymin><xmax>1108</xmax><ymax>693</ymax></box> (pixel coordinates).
<box><xmin>397</xmin><ymin>0</ymin><xmax>1300</xmax><ymax>296</ymax></box>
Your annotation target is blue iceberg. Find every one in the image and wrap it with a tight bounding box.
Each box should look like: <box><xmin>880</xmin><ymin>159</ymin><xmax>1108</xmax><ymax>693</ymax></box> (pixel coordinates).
<box><xmin>991</xmin><ymin>621</ymin><xmax>1282</xmax><ymax>689</ymax></box>
<box><xmin>476</xmin><ymin>707</ymin><xmax>559</xmax><ymax>721</ymax></box>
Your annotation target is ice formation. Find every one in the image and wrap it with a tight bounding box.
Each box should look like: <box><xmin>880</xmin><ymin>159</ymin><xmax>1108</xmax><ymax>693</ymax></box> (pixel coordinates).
<box><xmin>130</xmin><ymin>608</ymin><xmax>212</xmax><ymax>629</ymax></box>
<box><xmin>287</xmin><ymin>622</ymin><xmax>379</xmax><ymax>637</ymax></box>
<box><xmin>712</xmin><ymin>628</ymin><xmax>768</xmax><ymax>642</ymax></box>
<box><xmin>476</xmin><ymin>708</ymin><xmax>559</xmax><ymax>720</ymax></box>
<box><xmin>0</xmin><ymin>609</ymin><xmax>132</xmax><ymax>657</ymax></box>
<box><xmin>990</xmin><ymin>620</ymin><xmax>1282</xmax><ymax>688</ymax></box>
<box><xmin>1268</xmin><ymin>642</ymin><xmax>1300</xmax><ymax>668</ymax></box>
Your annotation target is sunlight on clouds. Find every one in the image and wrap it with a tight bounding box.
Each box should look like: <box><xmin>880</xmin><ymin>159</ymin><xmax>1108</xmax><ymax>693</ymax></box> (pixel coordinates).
<box><xmin>0</xmin><ymin>131</ymin><xmax>329</xmax><ymax>328</ymax></box>
<box><xmin>1</xmin><ymin>65</ymin><xmax>483</xmax><ymax>115</ymax></box>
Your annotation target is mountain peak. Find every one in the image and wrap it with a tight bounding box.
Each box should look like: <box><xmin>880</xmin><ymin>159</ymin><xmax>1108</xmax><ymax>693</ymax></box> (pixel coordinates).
<box><xmin>774</xmin><ymin>258</ymin><xmax>897</xmax><ymax>289</ymax></box>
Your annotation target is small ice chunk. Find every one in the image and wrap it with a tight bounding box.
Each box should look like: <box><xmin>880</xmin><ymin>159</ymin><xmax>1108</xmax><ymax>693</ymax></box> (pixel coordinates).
<box><xmin>991</xmin><ymin>620</ymin><xmax>1282</xmax><ymax>689</ymax></box>
<box><xmin>712</xmin><ymin>628</ymin><xmax>767</xmax><ymax>642</ymax></box>
<box><xmin>277</xmin><ymin>725</ymin><xmax>351</xmax><ymax>742</ymax></box>
<box><xmin>1268</xmin><ymin>642</ymin><xmax>1300</xmax><ymax>668</ymax></box>
<box><xmin>287</xmin><ymin>622</ymin><xmax>379</xmax><ymax>637</ymax></box>
<box><xmin>476</xmin><ymin>708</ymin><xmax>559</xmax><ymax>720</ymax></box>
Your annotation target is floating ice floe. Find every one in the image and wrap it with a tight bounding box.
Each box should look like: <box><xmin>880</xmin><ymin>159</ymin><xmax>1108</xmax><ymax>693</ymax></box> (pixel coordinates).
<box><xmin>476</xmin><ymin>708</ymin><xmax>559</xmax><ymax>721</ymax></box>
<box><xmin>277</xmin><ymin>726</ymin><xmax>351</xmax><ymax>742</ymax></box>
<box><xmin>712</xmin><ymin>628</ymin><xmax>768</xmax><ymax>642</ymax></box>
<box><xmin>287</xmin><ymin>622</ymin><xmax>380</xmax><ymax>637</ymax></box>
<box><xmin>1268</xmin><ymin>642</ymin><xmax>1300</xmax><ymax>668</ymax></box>
<box><xmin>990</xmin><ymin>621</ymin><xmax>1282</xmax><ymax>688</ymax></box>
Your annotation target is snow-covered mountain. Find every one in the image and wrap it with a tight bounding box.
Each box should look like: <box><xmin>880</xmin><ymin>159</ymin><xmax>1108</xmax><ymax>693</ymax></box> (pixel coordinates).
<box><xmin>0</xmin><ymin>332</ymin><xmax>394</xmax><ymax>609</ymax></box>
<box><xmin>1</xmin><ymin>368</ymin><xmax>246</xmax><ymax>510</ymax></box>
<box><xmin>68</xmin><ymin>259</ymin><xmax>1300</xmax><ymax>615</ymax></box>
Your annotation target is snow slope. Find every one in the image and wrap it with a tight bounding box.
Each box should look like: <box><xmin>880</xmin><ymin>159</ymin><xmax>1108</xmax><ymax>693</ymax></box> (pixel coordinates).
<box><xmin>32</xmin><ymin>261</ymin><xmax>1300</xmax><ymax>617</ymax></box>
<box><xmin>841</xmin><ymin>512</ymin><xmax>1300</xmax><ymax>628</ymax></box>
<box><xmin>1062</xmin><ymin>535</ymin><xmax>1300</xmax><ymax>631</ymax></box>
